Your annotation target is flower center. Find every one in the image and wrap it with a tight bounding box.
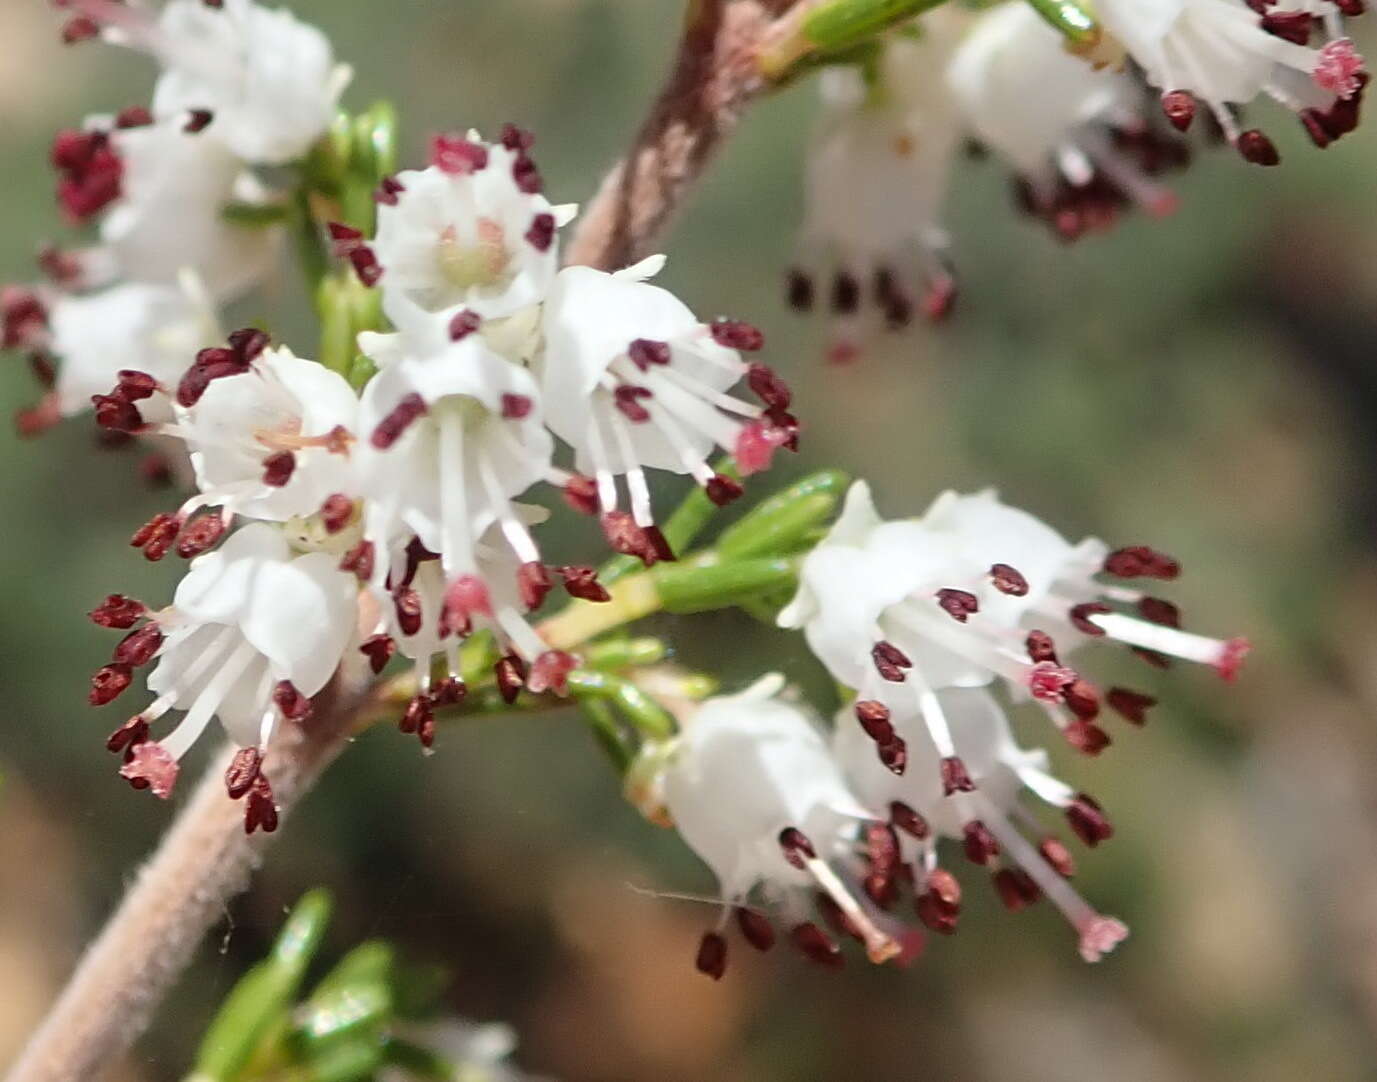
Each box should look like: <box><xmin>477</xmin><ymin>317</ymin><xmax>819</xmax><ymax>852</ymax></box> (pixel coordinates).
<box><xmin>435</xmin><ymin>218</ymin><xmax>511</xmax><ymax>291</ymax></box>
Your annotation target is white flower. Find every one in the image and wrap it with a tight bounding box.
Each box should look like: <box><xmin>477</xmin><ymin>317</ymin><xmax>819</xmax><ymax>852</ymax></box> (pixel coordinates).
<box><xmin>368</xmin><ymin>130</ymin><xmax>577</xmax><ymax>325</ymax></box>
<box><xmin>790</xmin><ymin>13</ymin><xmax>968</xmax><ymax>361</ymax></box>
<box><xmin>170</xmin><ymin>344</ymin><xmax>360</xmax><ymax>525</ymax></box>
<box><xmin>381</xmin><ymin>1020</ymin><xmax>544</xmax><ymax>1082</ymax></box>
<box><xmin>90</xmin><ymin>523</ymin><xmax>358</xmax><ymax>828</ymax></box>
<box><xmin>538</xmin><ymin>260</ymin><xmax>797</xmax><ymax>561</ymax></box>
<box><xmin>68</xmin><ymin>0</ymin><xmax>349</xmax><ymax>164</ymax></box>
<box><xmin>101</xmin><ymin>118</ymin><xmax>282</xmax><ymax>300</ymax></box>
<box><xmin>947</xmin><ymin>3</ymin><xmax>1186</xmax><ymax>237</ymax></box>
<box><xmin>50</xmin><ymin>279</ymin><xmax>218</xmax><ymax>420</ymax></box>
<box><xmin>658</xmin><ymin>675</ymin><xmax>920</xmax><ymax>976</ymax></box>
<box><xmin>834</xmin><ymin>684</ymin><xmax>1129</xmax><ymax>962</ymax></box>
<box><xmin>780</xmin><ymin>481</ymin><xmax>1248</xmax><ymax>771</ymax></box>
<box><xmin>1093</xmin><ymin>0</ymin><xmax>1367</xmax><ymax>160</ymax></box>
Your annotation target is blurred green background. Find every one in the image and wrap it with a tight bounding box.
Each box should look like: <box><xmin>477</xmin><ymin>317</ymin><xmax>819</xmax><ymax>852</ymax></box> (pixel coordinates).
<box><xmin>5</xmin><ymin>2</ymin><xmax>1377</xmax><ymax>1079</ymax></box>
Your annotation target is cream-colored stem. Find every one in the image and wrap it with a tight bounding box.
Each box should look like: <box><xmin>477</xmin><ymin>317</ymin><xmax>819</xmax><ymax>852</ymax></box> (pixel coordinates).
<box><xmin>3</xmin><ymin>664</ymin><xmax>374</xmax><ymax>1082</ymax></box>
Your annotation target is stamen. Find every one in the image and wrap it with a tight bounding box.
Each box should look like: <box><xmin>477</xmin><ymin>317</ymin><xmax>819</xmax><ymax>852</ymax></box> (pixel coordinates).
<box><xmin>695</xmin><ymin>931</ymin><xmax>727</xmax><ymax>980</ymax></box>
<box><xmin>736</xmin><ymin>908</ymin><xmax>775</xmax><ymax>951</ymax></box>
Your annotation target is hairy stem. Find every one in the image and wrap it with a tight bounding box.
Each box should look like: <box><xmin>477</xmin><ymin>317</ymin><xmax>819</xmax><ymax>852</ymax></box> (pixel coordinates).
<box><xmin>3</xmin><ymin>663</ymin><xmax>375</xmax><ymax>1082</ymax></box>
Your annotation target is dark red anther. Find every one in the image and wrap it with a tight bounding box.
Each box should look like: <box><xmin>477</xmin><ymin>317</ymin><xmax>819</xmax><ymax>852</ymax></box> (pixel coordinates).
<box><xmin>878</xmin><ymin>738</ymin><xmax>907</xmax><ymax>775</ymax></box>
<box><xmin>116</xmin><ymin>370</ymin><xmax>157</xmax><ymax>400</ymax></box>
<box><xmin>1062</xmin><ymin>678</ymin><xmax>1100</xmax><ymax>721</ymax></box>
<box><xmin>1103</xmin><ymin>545</ymin><xmax>1180</xmax><ymax>579</ymax></box>
<box><xmin>176</xmin><ymin>346</ymin><xmax>248</xmax><ymax>408</ymax></box>
<box><xmin>256</xmin><ymin>449</ymin><xmax>295</xmax><ymax>487</ymax></box>
<box><xmin>89</xmin><ymin>663</ymin><xmax>133</xmax><ymax>706</ymax></box>
<box><xmin>695</xmin><ymin>931</ymin><xmax>727</xmax><ymax>980</ymax></box>
<box><xmin>962</xmin><ymin>821</ymin><xmax>1000</xmax><ymax>865</ymax></box>
<box><xmin>89</xmin><ymin>594</ymin><xmax>145</xmax><ymax>629</ymax></box>
<box><xmin>374</xmin><ymin>174</ymin><xmax>405</xmax><ymax>206</ymax></box>
<box><xmin>431</xmin><ymin>676</ymin><xmax>467</xmax><ymax>706</ymax></box>
<box><xmin>1069</xmin><ymin>602</ymin><xmax>1110</xmax><ymax>636</ymax></box>
<box><xmin>320</xmin><ymin>494</ymin><xmax>354</xmax><ymax>534</ymax></box>
<box><xmin>1040</xmin><ymin>837</ymin><xmax>1076</xmax><ymax>878</ymax></box>
<box><xmin>790</xmin><ymin>922</ymin><xmax>844</xmax><ymax>968</ymax></box>
<box><xmin>557</xmin><ymin>565</ymin><xmax>611</xmax><ymax>603</ymax></box>
<box><xmin>528</xmin><ymin>650</ymin><xmax>576</xmax><ymax>695</ymax></box>
<box><xmin>778</xmin><ymin>826</ymin><xmax>816</xmax><ymax>869</ymax></box>
<box><xmin>393</xmin><ymin>586</ymin><xmax>423</xmax><ymax>637</ymax></box>
<box><xmin>1334</xmin><ymin>0</ymin><xmax>1364</xmax><ymax>13</ymax></box>
<box><xmin>359</xmin><ymin>633</ymin><xmax>396</xmax><ymax>674</ymax></box>
<box><xmin>709</xmin><ymin>319</ymin><xmax>764</xmax><ymax>351</ymax></box>
<box><xmin>430</xmin><ymin>133</ymin><xmax>488</xmax><ymax>174</ymax></box>
<box><xmin>936</xmin><ymin>588</ymin><xmax>979</xmax><ymax>623</ymax></box>
<box><xmin>348</xmin><ymin>247</ymin><xmax>382</xmax><ymax>287</ymax></box>
<box><xmin>518</xmin><ymin>561</ymin><xmax>552</xmax><ymax>611</ymax></box>
<box><xmin>1064</xmin><ymin>719</ymin><xmax>1111</xmax><ymax>756</ymax></box>
<box><xmin>92</xmin><ymin>392</ymin><xmax>144</xmax><ymax>433</ymax></box>
<box><xmin>495</xmin><ymin>653</ymin><xmax>527</xmax><ymax>704</ymax></box>
<box><xmin>327</xmin><ymin>220</ymin><xmax>363</xmax><ymax>252</ymax></box>
<box><xmin>602</xmin><ymin>511</ymin><xmax>673</xmax><ymax>566</ymax></box>
<box><xmin>993</xmin><ymin>868</ymin><xmax>1041</xmax><ymax>912</ymax></box>
<box><xmin>113</xmin><ymin>624</ymin><xmax>163</xmax><ymax>667</ymax></box>
<box><xmin>1161</xmin><ymin>89</ymin><xmax>1196</xmax><ymax>131</ymax></box>
<box><xmin>745</xmin><ymin>363</ymin><xmax>791</xmax><ymax>410</ymax></box>
<box><xmin>854</xmin><ymin>700</ymin><xmax>894</xmax><ymax>743</ymax></box>
<box><xmin>613</xmin><ymin>384</ymin><xmax>653</xmax><ymax>423</ymax></box>
<box><xmin>106</xmin><ymin>715</ymin><xmax>149</xmax><ymax>756</ymax></box>
<box><xmin>871</xmin><ymin>640</ymin><xmax>912</xmax><ymax>682</ymax></box>
<box><xmin>705</xmin><ymin>473</ymin><xmax>743</xmax><ymax>506</ymax></box>
<box><xmin>524</xmin><ymin>212</ymin><xmax>555</xmax><ymax>252</ymax></box>
<box><xmin>1138</xmin><ymin>596</ymin><xmax>1181</xmax><ymax>628</ymax></box>
<box><xmin>890</xmin><ymin>800</ymin><xmax>930</xmax><ymax>840</ymax></box>
<box><xmin>831</xmin><ymin>270</ymin><xmax>860</xmax><ymax>314</ymax></box>
<box><xmin>449</xmin><ymin>309</ymin><xmax>482</xmax><ymax>341</ymax></box>
<box><xmin>641</xmin><ymin>525</ymin><xmax>675</xmax><ymax>564</ymax></box>
<box><xmin>1260</xmin><ymin>10</ymin><xmax>1312</xmax><ymax>43</ymax></box>
<box><xmin>736</xmin><ymin>908</ymin><xmax>775</xmax><ymax>951</ymax></box>
<box><xmin>915</xmin><ymin>868</ymin><xmax>961</xmax><ymax>934</ymax></box>
<box><xmin>371</xmin><ymin>392</ymin><xmax>427</xmax><ymax>449</ymax></box>
<box><xmin>815</xmin><ymin>892</ymin><xmax>862</xmax><ymax>942</ymax></box>
<box><xmin>135</xmin><ymin>512</ymin><xmax>181</xmax><ymax>562</ymax></box>
<box><xmin>1300</xmin><ymin>108</ymin><xmax>1335</xmax><ymax>148</ymax></box>
<box><xmin>339</xmin><ymin>540</ymin><xmax>374</xmax><ymax>581</ymax></box>
<box><xmin>52</xmin><ymin>128</ymin><xmax>123</xmax><ymax>223</ymax></box>
<box><xmin>272</xmin><ymin>680</ymin><xmax>313</xmax><ymax>720</ymax></box>
<box><xmin>244</xmin><ymin>774</ymin><xmax>278</xmax><ymax>834</ymax></box>
<box><xmin>941</xmin><ymin>755</ymin><xmax>975</xmax><ymax>796</ymax></box>
<box><xmin>627</xmin><ymin>338</ymin><xmax>671</xmax><ymax>370</ymax></box>
<box><xmin>562</xmin><ymin>473</ymin><xmax>599</xmax><ymax>516</ymax></box>
<box><xmin>511</xmin><ymin>151</ymin><xmax>543</xmax><ymax>194</ymax></box>
<box><xmin>224</xmin><ymin>746</ymin><xmax>261</xmax><ymax>800</ymax></box>
<box><xmin>441</xmin><ymin>574</ymin><xmax>492</xmax><ymax>638</ymax></box>
<box><xmin>786</xmin><ymin>268</ymin><xmax>814</xmax><ymax>311</ymax></box>
<box><xmin>399</xmin><ymin>692</ymin><xmax>431</xmax><ymax>735</ymax></box>
<box><xmin>227</xmin><ymin>328</ymin><xmax>269</xmax><ymax>362</ymax></box>
<box><xmin>1237</xmin><ymin>129</ymin><xmax>1281</xmax><ymax>166</ymax></box>
<box><xmin>1066</xmin><ymin>794</ymin><xmax>1114</xmax><ymax>846</ymax></box>
<box><xmin>2</xmin><ymin>288</ymin><xmax>49</xmax><ymax>349</ymax></box>
<box><xmin>500</xmin><ymin>123</ymin><xmax>535</xmax><ymax>152</ymax></box>
<box><xmin>1106</xmin><ymin>687</ymin><xmax>1156</xmax><ymax>725</ymax></box>
<box><xmin>865</xmin><ymin>822</ymin><xmax>901</xmax><ymax>879</ymax></box>
<box><xmin>183</xmin><ymin>108</ymin><xmax>214</xmax><ymax>133</ymax></box>
<box><xmin>175</xmin><ymin>512</ymin><xmax>227</xmax><ymax>558</ymax></box>
<box><xmin>990</xmin><ymin>563</ymin><xmax>1029</xmax><ymax>596</ymax></box>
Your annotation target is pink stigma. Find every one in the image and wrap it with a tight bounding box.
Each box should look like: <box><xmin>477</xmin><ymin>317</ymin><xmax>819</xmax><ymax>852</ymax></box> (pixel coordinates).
<box><xmin>1214</xmin><ymin>637</ymin><xmax>1251</xmax><ymax>682</ymax></box>
<box><xmin>119</xmin><ymin>742</ymin><xmax>179</xmax><ymax>799</ymax></box>
<box><xmin>1028</xmin><ymin>660</ymin><xmax>1078</xmax><ymax>703</ymax></box>
<box><xmin>734</xmin><ymin>420</ymin><xmax>789</xmax><ymax>476</ymax></box>
<box><xmin>1314</xmin><ymin>39</ymin><xmax>1365</xmax><ymax>99</ymax></box>
<box><xmin>1077</xmin><ymin>916</ymin><xmax>1129</xmax><ymax>963</ymax></box>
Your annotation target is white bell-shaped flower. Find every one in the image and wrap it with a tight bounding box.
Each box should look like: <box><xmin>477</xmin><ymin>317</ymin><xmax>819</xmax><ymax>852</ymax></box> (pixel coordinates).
<box><xmin>790</xmin><ymin>11</ymin><xmax>968</xmax><ymax>361</ymax></box>
<box><xmin>538</xmin><ymin>261</ymin><xmax>797</xmax><ymax>562</ymax></box>
<box><xmin>658</xmin><ymin>675</ymin><xmax>919</xmax><ymax>977</ymax></box>
<box><xmin>1093</xmin><ymin>0</ymin><xmax>1366</xmax><ymax>160</ymax></box>
<box><xmin>948</xmin><ymin>3</ymin><xmax>1187</xmax><ymax>238</ymax></box>
<box><xmin>90</xmin><ymin>523</ymin><xmax>358</xmax><ymax>829</ymax></box>
<box><xmin>834</xmin><ymin>685</ymin><xmax>1128</xmax><ymax>962</ymax></box>
<box><xmin>368</xmin><ymin>129</ymin><xmax>576</xmax><ymax>325</ymax></box>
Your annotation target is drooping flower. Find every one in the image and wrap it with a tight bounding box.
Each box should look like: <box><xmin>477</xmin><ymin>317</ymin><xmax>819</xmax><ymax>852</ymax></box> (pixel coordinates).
<box><xmin>366</xmin><ymin>127</ymin><xmax>577</xmax><ymax>326</ymax></box>
<box><xmin>947</xmin><ymin>3</ymin><xmax>1188</xmax><ymax>239</ymax></box>
<box><xmin>538</xmin><ymin>259</ymin><xmax>798</xmax><ymax>562</ymax></box>
<box><xmin>788</xmin><ymin>12</ymin><xmax>968</xmax><ymax>362</ymax></box>
<box><xmin>780</xmin><ymin>481</ymin><xmax>1248</xmax><ymax>777</ymax></box>
<box><xmin>90</xmin><ymin>522</ymin><xmax>358</xmax><ymax>828</ymax></box>
<box><xmin>656</xmin><ymin>675</ymin><xmax>923</xmax><ymax>978</ymax></box>
<box><xmin>61</xmin><ymin>0</ymin><xmax>351</xmax><ymax>165</ymax></box>
<box><xmin>834</xmin><ymin>684</ymin><xmax>1128</xmax><ymax>962</ymax></box>
<box><xmin>1091</xmin><ymin>0</ymin><xmax>1367</xmax><ymax>161</ymax></box>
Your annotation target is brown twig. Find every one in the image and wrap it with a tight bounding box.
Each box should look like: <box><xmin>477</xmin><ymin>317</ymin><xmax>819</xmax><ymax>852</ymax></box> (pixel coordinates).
<box><xmin>564</xmin><ymin>0</ymin><xmax>785</xmax><ymax>271</ymax></box>
<box><xmin>3</xmin><ymin>662</ymin><xmax>376</xmax><ymax>1082</ymax></box>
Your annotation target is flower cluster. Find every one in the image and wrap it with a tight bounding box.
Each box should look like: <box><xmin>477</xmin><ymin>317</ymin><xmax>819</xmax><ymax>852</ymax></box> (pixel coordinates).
<box><xmin>83</xmin><ymin>123</ymin><xmax>799</xmax><ymax>830</ymax></box>
<box><xmin>790</xmin><ymin>0</ymin><xmax>1365</xmax><ymax>354</ymax></box>
<box><xmin>646</xmin><ymin>483</ymin><xmax>1247</xmax><ymax>976</ymax></box>
<box><xmin>5</xmin><ymin>0</ymin><xmax>349</xmax><ymax>442</ymax></box>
